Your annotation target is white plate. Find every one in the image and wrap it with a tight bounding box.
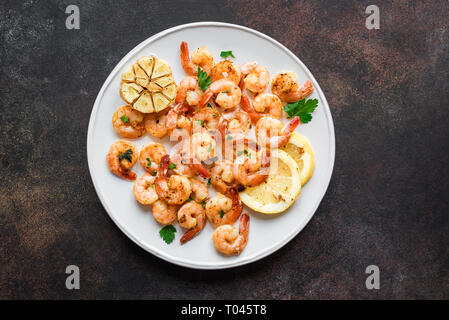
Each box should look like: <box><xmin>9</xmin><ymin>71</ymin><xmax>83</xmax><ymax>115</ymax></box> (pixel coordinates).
<box><xmin>87</xmin><ymin>22</ymin><xmax>335</xmax><ymax>269</ymax></box>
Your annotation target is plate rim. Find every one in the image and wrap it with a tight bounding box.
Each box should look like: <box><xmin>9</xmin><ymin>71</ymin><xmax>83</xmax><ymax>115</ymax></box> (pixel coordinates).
<box><xmin>87</xmin><ymin>21</ymin><xmax>336</xmax><ymax>270</ymax></box>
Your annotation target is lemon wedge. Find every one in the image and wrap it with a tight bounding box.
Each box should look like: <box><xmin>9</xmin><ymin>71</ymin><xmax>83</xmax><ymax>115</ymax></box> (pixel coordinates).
<box><xmin>281</xmin><ymin>132</ymin><xmax>315</xmax><ymax>186</ymax></box>
<box><xmin>240</xmin><ymin>149</ymin><xmax>301</xmax><ymax>214</ymax></box>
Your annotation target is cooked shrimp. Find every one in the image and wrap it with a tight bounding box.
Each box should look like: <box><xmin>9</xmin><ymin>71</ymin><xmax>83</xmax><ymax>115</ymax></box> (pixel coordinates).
<box><xmin>182</xmin><ymin>131</ymin><xmax>216</xmax><ymax>162</ymax></box>
<box><xmin>175</xmin><ymin>76</ymin><xmax>202</xmax><ymax>106</ymax></box>
<box><xmin>144</xmin><ymin>110</ymin><xmax>169</xmax><ymax>138</ymax></box>
<box><xmin>106</xmin><ymin>140</ymin><xmax>138</xmax><ymax>181</ymax></box>
<box><xmin>178</xmin><ymin>201</ymin><xmax>207</xmax><ymax>244</ymax></box>
<box><xmin>210</xmin><ymin>60</ymin><xmax>242</xmax><ymax>85</ymax></box>
<box><xmin>255</xmin><ymin>116</ymin><xmax>300</xmax><ymax>149</ymax></box>
<box><xmin>151</xmin><ymin>199</ymin><xmax>178</xmax><ymax>225</ymax></box>
<box><xmin>241</xmin><ymin>62</ymin><xmax>270</xmax><ymax>94</ymax></box>
<box><xmin>155</xmin><ymin>155</ymin><xmax>192</xmax><ymax>205</ymax></box>
<box><xmin>192</xmin><ymin>106</ymin><xmax>221</xmax><ymax>132</ymax></box>
<box><xmin>206</xmin><ymin>189</ymin><xmax>243</xmax><ymax>228</ymax></box>
<box><xmin>190</xmin><ymin>178</ymin><xmax>209</xmax><ymax>203</ymax></box>
<box><xmin>133</xmin><ymin>173</ymin><xmax>158</xmax><ymax>205</ymax></box>
<box><xmin>180</xmin><ymin>42</ymin><xmax>214</xmax><ymax>75</ymax></box>
<box><xmin>170</xmin><ymin>150</ymin><xmax>196</xmax><ymax>178</ymax></box>
<box><xmin>166</xmin><ymin>103</ymin><xmax>192</xmax><ymax>138</ymax></box>
<box><xmin>112</xmin><ymin>105</ymin><xmax>146</xmax><ymax>139</ymax></box>
<box><xmin>233</xmin><ymin>153</ymin><xmax>269</xmax><ymax>188</ymax></box>
<box><xmin>139</xmin><ymin>142</ymin><xmax>166</xmax><ymax>173</ymax></box>
<box><xmin>210</xmin><ymin>160</ymin><xmax>235</xmax><ymax>194</ymax></box>
<box><xmin>252</xmin><ymin>93</ymin><xmax>283</xmax><ymax>119</ymax></box>
<box><xmin>212</xmin><ymin>213</ymin><xmax>250</xmax><ymax>256</ymax></box>
<box><xmin>271</xmin><ymin>72</ymin><xmax>314</xmax><ymax>102</ymax></box>
<box><xmin>199</xmin><ymin>79</ymin><xmax>242</xmax><ymax>109</ymax></box>
<box><xmin>220</xmin><ymin>109</ymin><xmax>251</xmax><ymax>135</ymax></box>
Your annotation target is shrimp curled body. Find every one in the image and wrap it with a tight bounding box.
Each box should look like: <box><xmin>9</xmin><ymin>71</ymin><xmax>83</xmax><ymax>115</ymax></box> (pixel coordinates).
<box><xmin>133</xmin><ymin>173</ymin><xmax>159</xmax><ymax>205</ymax></box>
<box><xmin>151</xmin><ymin>199</ymin><xmax>178</xmax><ymax>225</ymax></box>
<box><xmin>212</xmin><ymin>213</ymin><xmax>250</xmax><ymax>256</ymax></box>
<box><xmin>178</xmin><ymin>202</ymin><xmax>207</xmax><ymax>244</ymax></box>
<box><xmin>106</xmin><ymin>140</ymin><xmax>138</xmax><ymax>181</ymax></box>
<box><xmin>199</xmin><ymin>79</ymin><xmax>242</xmax><ymax>109</ymax></box>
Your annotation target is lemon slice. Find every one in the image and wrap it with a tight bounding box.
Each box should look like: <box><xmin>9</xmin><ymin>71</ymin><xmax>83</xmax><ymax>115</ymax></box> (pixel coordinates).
<box><xmin>240</xmin><ymin>149</ymin><xmax>301</xmax><ymax>214</ymax></box>
<box><xmin>281</xmin><ymin>132</ymin><xmax>315</xmax><ymax>186</ymax></box>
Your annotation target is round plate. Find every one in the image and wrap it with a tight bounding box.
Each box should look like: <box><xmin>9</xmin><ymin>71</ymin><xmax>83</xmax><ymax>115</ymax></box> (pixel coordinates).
<box><xmin>87</xmin><ymin>22</ymin><xmax>335</xmax><ymax>269</ymax></box>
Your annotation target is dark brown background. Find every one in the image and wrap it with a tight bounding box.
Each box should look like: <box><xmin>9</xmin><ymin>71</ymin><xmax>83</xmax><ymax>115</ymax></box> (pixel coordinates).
<box><xmin>1</xmin><ymin>0</ymin><xmax>448</xmax><ymax>299</ymax></box>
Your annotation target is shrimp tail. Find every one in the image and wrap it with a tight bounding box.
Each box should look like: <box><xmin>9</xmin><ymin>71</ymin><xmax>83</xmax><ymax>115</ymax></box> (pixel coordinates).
<box><xmin>271</xmin><ymin>116</ymin><xmax>300</xmax><ymax>149</ymax></box>
<box><xmin>159</xmin><ymin>154</ymin><xmax>171</xmax><ymax>176</ymax></box>
<box><xmin>180</xmin><ymin>41</ymin><xmax>197</xmax><ymax>76</ymax></box>
<box><xmin>199</xmin><ymin>89</ymin><xmax>214</xmax><ymax>107</ymax></box>
<box><xmin>288</xmin><ymin>80</ymin><xmax>314</xmax><ymax>102</ymax></box>
<box><xmin>118</xmin><ymin>167</ymin><xmax>137</xmax><ymax>181</ymax></box>
<box><xmin>239</xmin><ymin>91</ymin><xmax>261</xmax><ymax>125</ymax></box>
<box><xmin>191</xmin><ymin>162</ymin><xmax>210</xmax><ymax>179</ymax></box>
<box><xmin>239</xmin><ymin>213</ymin><xmax>250</xmax><ymax>238</ymax></box>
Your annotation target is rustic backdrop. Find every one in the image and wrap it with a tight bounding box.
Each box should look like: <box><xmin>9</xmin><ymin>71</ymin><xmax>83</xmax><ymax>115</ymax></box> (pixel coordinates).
<box><xmin>1</xmin><ymin>0</ymin><xmax>448</xmax><ymax>299</ymax></box>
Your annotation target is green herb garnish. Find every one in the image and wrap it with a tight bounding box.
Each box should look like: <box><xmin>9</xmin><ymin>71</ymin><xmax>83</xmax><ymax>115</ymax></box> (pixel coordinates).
<box><xmin>283</xmin><ymin>98</ymin><xmax>318</xmax><ymax>123</ymax></box>
<box><xmin>159</xmin><ymin>225</ymin><xmax>176</xmax><ymax>244</ymax></box>
<box><xmin>118</xmin><ymin>149</ymin><xmax>133</xmax><ymax>162</ymax></box>
<box><xmin>146</xmin><ymin>158</ymin><xmax>152</xmax><ymax>168</ymax></box>
<box><xmin>120</xmin><ymin>115</ymin><xmax>129</xmax><ymax>123</ymax></box>
<box><xmin>151</xmin><ymin>171</ymin><xmax>157</xmax><ymax>176</ymax></box>
<box><xmin>201</xmin><ymin>200</ymin><xmax>206</xmax><ymax>208</ymax></box>
<box><xmin>168</xmin><ymin>163</ymin><xmax>177</xmax><ymax>170</ymax></box>
<box><xmin>197</xmin><ymin>67</ymin><xmax>211</xmax><ymax>92</ymax></box>
<box><xmin>220</xmin><ymin>51</ymin><xmax>235</xmax><ymax>59</ymax></box>
<box><xmin>220</xmin><ymin>210</ymin><xmax>225</xmax><ymax>218</ymax></box>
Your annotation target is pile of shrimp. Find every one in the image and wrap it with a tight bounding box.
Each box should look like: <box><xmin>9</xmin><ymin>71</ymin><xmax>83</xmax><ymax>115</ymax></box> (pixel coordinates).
<box><xmin>106</xmin><ymin>41</ymin><xmax>314</xmax><ymax>256</ymax></box>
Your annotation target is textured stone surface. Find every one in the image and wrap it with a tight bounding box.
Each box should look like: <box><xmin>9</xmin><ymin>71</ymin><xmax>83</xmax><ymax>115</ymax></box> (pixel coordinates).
<box><xmin>0</xmin><ymin>0</ymin><xmax>448</xmax><ymax>299</ymax></box>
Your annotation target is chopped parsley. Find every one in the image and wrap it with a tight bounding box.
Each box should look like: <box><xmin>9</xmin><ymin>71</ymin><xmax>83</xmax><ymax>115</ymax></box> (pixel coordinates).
<box><xmin>151</xmin><ymin>171</ymin><xmax>157</xmax><ymax>176</ymax></box>
<box><xmin>118</xmin><ymin>149</ymin><xmax>133</xmax><ymax>162</ymax></box>
<box><xmin>283</xmin><ymin>98</ymin><xmax>319</xmax><ymax>123</ymax></box>
<box><xmin>146</xmin><ymin>158</ymin><xmax>152</xmax><ymax>168</ymax></box>
<box><xmin>220</xmin><ymin>210</ymin><xmax>225</xmax><ymax>218</ymax></box>
<box><xmin>197</xmin><ymin>67</ymin><xmax>211</xmax><ymax>92</ymax></box>
<box><xmin>201</xmin><ymin>200</ymin><xmax>207</xmax><ymax>208</ymax></box>
<box><xmin>159</xmin><ymin>225</ymin><xmax>176</xmax><ymax>244</ymax></box>
<box><xmin>120</xmin><ymin>115</ymin><xmax>129</xmax><ymax>123</ymax></box>
<box><xmin>168</xmin><ymin>163</ymin><xmax>177</xmax><ymax>170</ymax></box>
<box><xmin>220</xmin><ymin>51</ymin><xmax>235</xmax><ymax>59</ymax></box>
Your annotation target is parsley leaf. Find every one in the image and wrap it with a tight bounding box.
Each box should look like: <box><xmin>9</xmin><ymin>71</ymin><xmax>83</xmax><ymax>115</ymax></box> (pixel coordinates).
<box><xmin>283</xmin><ymin>98</ymin><xmax>318</xmax><ymax>124</ymax></box>
<box><xmin>146</xmin><ymin>158</ymin><xmax>152</xmax><ymax>168</ymax></box>
<box><xmin>120</xmin><ymin>115</ymin><xmax>129</xmax><ymax>123</ymax></box>
<box><xmin>159</xmin><ymin>225</ymin><xmax>176</xmax><ymax>244</ymax></box>
<box><xmin>197</xmin><ymin>67</ymin><xmax>211</xmax><ymax>92</ymax></box>
<box><xmin>220</xmin><ymin>210</ymin><xmax>225</xmax><ymax>218</ymax></box>
<box><xmin>201</xmin><ymin>200</ymin><xmax>207</xmax><ymax>208</ymax></box>
<box><xmin>118</xmin><ymin>149</ymin><xmax>133</xmax><ymax>162</ymax></box>
<box><xmin>151</xmin><ymin>171</ymin><xmax>157</xmax><ymax>176</ymax></box>
<box><xmin>220</xmin><ymin>51</ymin><xmax>235</xmax><ymax>59</ymax></box>
<box><xmin>168</xmin><ymin>163</ymin><xmax>177</xmax><ymax>170</ymax></box>
<box><xmin>207</xmin><ymin>178</ymin><xmax>211</xmax><ymax>185</ymax></box>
